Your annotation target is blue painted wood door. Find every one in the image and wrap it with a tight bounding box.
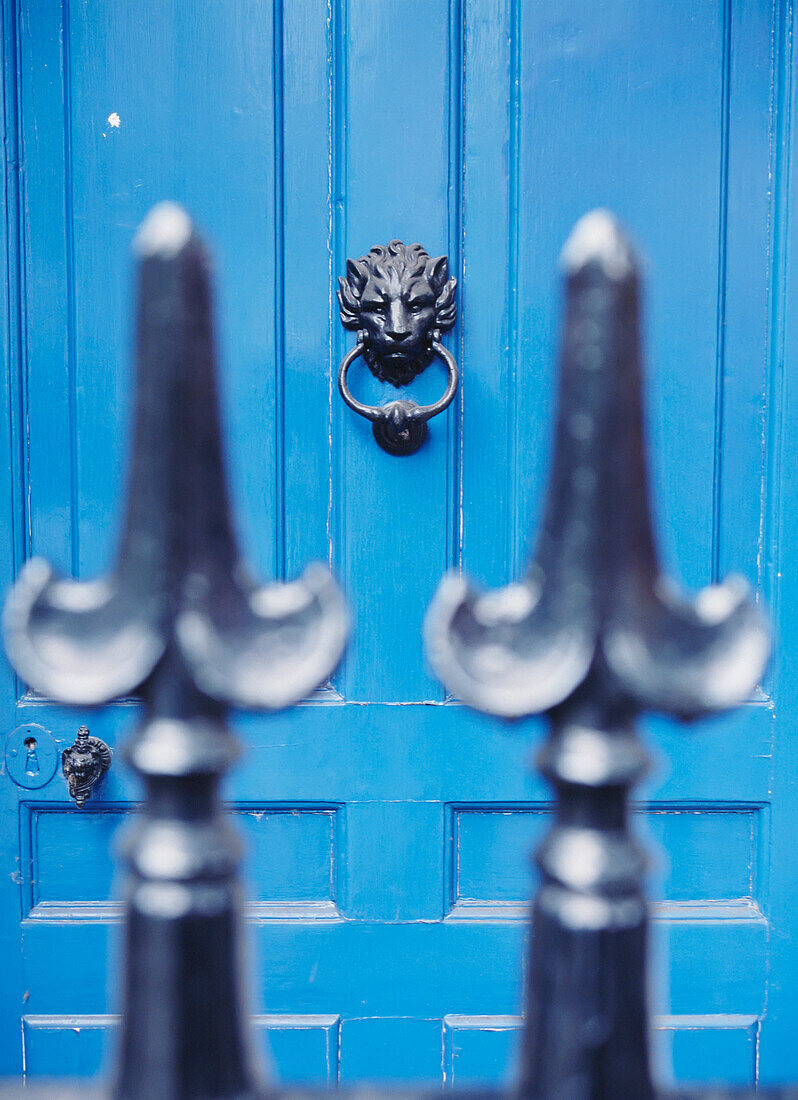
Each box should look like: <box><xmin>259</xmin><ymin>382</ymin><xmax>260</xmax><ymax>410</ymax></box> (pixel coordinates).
<box><xmin>1</xmin><ymin>0</ymin><xmax>797</xmax><ymax>1089</ymax></box>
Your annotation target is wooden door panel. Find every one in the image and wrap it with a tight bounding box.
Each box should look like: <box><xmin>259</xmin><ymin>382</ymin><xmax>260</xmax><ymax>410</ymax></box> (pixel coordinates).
<box><xmin>336</xmin><ymin>0</ymin><xmax>456</xmax><ymax>703</ymax></box>
<box><xmin>21</xmin><ymin>1015</ymin><xmax>341</xmax><ymax>1085</ymax></box>
<box><xmin>22</xmin><ymin>1011</ymin><xmax>760</xmax><ymax>1088</ymax></box>
<box><xmin>443</xmin><ymin>1016</ymin><xmax>760</xmax><ymax>1089</ymax></box>
<box><xmin>15</xmin><ymin>800</ymin><xmax>769</xmax><ymax>922</ymax></box>
<box><xmin>1</xmin><ymin>0</ymin><xmax>787</xmax><ymax>1087</ymax></box>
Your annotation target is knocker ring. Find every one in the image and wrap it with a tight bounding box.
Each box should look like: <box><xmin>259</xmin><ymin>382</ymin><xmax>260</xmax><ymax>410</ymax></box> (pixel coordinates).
<box><xmin>336</xmin><ymin>239</ymin><xmax>459</xmax><ymax>455</ymax></box>
<box><xmin>337</xmin><ymin>336</ymin><xmax>459</xmax><ymax>456</ymax></box>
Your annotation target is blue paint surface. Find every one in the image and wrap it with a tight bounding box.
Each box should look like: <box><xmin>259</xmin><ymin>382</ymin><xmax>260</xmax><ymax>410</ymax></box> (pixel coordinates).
<box><xmin>0</xmin><ymin>0</ymin><xmax>794</xmax><ymax>1088</ymax></box>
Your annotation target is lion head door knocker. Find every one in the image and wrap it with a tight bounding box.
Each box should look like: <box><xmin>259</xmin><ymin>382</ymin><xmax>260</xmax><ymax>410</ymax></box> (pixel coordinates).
<box><xmin>62</xmin><ymin>725</ymin><xmax>111</xmax><ymax>807</ymax></box>
<box><xmin>337</xmin><ymin>240</ymin><xmax>458</xmax><ymax>455</ymax></box>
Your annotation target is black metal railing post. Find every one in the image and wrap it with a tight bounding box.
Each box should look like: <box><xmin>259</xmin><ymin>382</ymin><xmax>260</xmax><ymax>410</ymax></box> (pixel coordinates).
<box><xmin>425</xmin><ymin>210</ymin><xmax>770</xmax><ymax>1100</ymax></box>
<box><xmin>3</xmin><ymin>204</ymin><xmax>348</xmax><ymax>1100</ymax></box>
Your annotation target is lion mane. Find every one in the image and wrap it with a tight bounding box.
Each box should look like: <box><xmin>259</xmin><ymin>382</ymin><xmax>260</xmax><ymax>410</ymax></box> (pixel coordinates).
<box><xmin>337</xmin><ymin>240</ymin><xmax>457</xmax><ymax>386</ymax></box>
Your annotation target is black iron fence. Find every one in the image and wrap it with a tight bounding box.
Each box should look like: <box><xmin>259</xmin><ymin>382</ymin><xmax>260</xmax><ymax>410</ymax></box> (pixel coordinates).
<box><xmin>0</xmin><ymin>205</ymin><xmax>792</xmax><ymax>1099</ymax></box>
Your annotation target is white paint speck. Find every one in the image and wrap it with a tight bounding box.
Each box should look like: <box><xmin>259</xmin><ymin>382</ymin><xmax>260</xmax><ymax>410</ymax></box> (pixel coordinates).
<box><xmin>107</xmin><ymin>112</ymin><xmax>121</xmax><ymax>128</ymax></box>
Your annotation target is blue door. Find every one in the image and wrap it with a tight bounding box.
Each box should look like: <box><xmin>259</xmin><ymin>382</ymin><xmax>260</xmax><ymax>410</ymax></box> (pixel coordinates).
<box><xmin>1</xmin><ymin>0</ymin><xmax>796</xmax><ymax>1089</ymax></box>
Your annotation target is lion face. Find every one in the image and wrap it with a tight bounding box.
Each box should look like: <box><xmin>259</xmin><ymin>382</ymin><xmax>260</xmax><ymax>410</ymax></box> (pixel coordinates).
<box><xmin>338</xmin><ymin>240</ymin><xmax>457</xmax><ymax>387</ymax></box>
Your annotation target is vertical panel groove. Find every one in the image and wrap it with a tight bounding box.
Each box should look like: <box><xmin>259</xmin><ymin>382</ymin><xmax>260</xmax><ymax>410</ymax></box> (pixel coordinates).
<box><xmin>273</xmin><ymin>0</ymin><xmax>287</xmax><ymax>580</ymax></box>
<box><xmin>447</xmin><ymin>0</ymin><xmax>464</xmax><ymax>578</ymax></box>
<box><xmin>762</xmin><ymin>0</ymin><xmax>793</xmax><ymax>629</ymax></box>
<box><xmin>711</xmin><ymin>0</ymin><xmax>733</xmax><ymax>584</ymax></box>
<box><xmin>16</xmin><ymin>0</ymin><xmax>30</xmax><ymax>573</ymax></box>
<box><xmin>3</xmin><ymin>0</ymin><xmax>27</xmax><ymax>707</ymax></box>
<box><xmin>508</xmin><ymin>0</ymin><xmax>521</xmax><ymax>576</ymax></box>
<box><xmin>2</xmin><ymin>0</ymin><xmax>26</xmax><ymax>577</ymax></box>
<box><xmin>329</xmin><ymin>0</ymin><xmax>348</xmax><ymax>690</ymax></box>
<box><xmin>60</xmin><ymin>0</ymin><xmax>79</xmax><ymax>577</ymax></box>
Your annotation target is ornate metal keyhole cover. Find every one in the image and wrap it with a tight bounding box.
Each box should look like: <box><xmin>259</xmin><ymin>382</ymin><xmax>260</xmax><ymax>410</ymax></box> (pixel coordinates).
<box><xmin>337</xmin><ymin>240</ymin><xmax>458</xmax><ymax>454</ymax></box>
<box><xmin>4</xmin><ymin>723</ymin><xmax>58</xmax><ymax>790</ymax></box>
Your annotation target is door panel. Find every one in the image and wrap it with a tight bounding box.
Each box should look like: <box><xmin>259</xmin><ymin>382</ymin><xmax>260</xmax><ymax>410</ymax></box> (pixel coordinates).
<box><xmin>21</xmin><ymin>1015</ymin><xmax>341</xmax><ymax>1085</ymax></box>
<box><xmin>0</xmin><ymin>0</ymin><xmax>791</xmax><ymax>1089</ymax></box>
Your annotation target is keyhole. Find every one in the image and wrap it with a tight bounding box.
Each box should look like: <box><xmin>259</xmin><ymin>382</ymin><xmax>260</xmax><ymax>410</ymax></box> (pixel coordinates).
<box><xmin>24</xmin><ymin>736</ymin><xmax>40</xmax><ymax>776</ymax></box>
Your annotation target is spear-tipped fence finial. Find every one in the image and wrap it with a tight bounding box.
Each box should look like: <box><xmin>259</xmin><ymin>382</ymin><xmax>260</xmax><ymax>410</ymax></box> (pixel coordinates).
<box><xmin>3</xmin><ymin>203</ymin><xmax>348</xmax><ymax>1100</ymax></box>
<box><xmin>425</xmin><ymin>209</ymin><xmax>769</xmax><ymax>1099</ymax></box>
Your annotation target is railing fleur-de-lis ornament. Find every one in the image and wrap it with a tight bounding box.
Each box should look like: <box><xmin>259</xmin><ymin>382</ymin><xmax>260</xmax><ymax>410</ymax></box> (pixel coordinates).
<box><xmin>425</xmin><ymin>210</ymin><xmax>770</xmax><ymax>1099</ymax></box>
<box><xmin>2</xmin><ymin>204</ymin><xmax>348</xmax><ymax>1100</ymax></box>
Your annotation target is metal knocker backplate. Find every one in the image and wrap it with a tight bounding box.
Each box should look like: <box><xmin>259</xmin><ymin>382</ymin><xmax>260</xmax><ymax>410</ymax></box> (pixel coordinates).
<box><xmin>337</xmin><ymin>240</ymin><xmax>458</xmax><ymax>455</ymax></box>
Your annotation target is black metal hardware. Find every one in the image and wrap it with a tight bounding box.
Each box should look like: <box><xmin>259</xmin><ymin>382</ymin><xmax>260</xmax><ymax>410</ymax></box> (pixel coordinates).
<box><xmin>61</xmin><ymin>725</ymin><xmax>111</xmax><ymax>807</ymax></box>
<box><xmin>2</xmin><ymin>203</ymin><xmax>348</xmax><ymax>1100</ymax></box>
<box><xmin>337</xmin><ymin>240</ymin><xmax>458</xmax><ymax>454</ymax></box>
<box><xmin>425</xmin><ymin>210</ymin><xmax>770</xmax><ymax>1099</ymax></box>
